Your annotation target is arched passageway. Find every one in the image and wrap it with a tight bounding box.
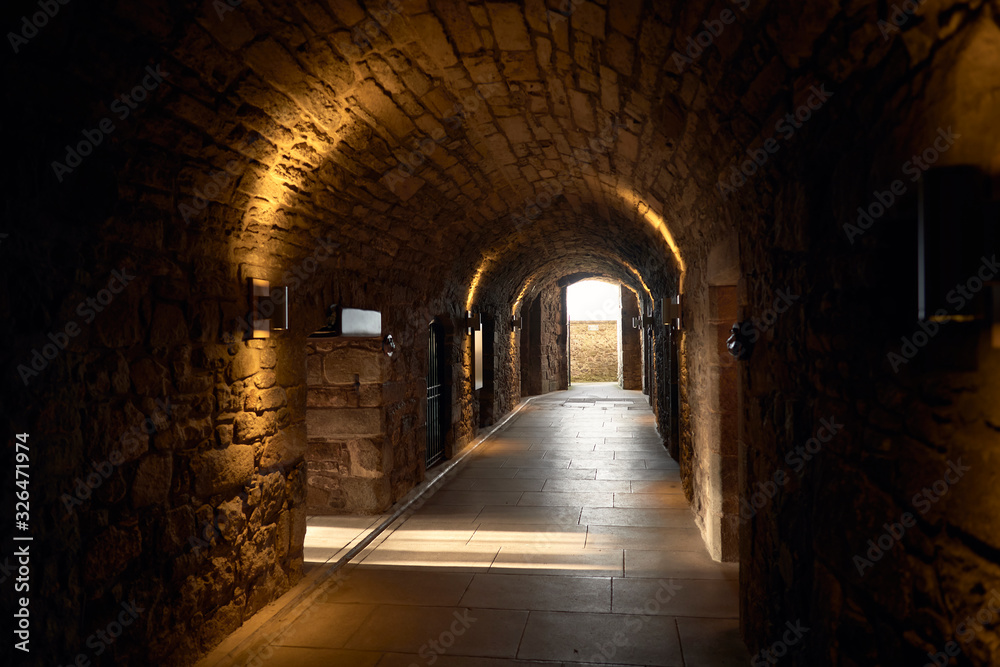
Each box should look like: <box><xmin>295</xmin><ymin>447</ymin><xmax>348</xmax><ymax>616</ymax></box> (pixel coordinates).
<box><xmin>6</xmin><ymin>0</ymin><xmax>1000</xmax><ymax>665</ymax></box>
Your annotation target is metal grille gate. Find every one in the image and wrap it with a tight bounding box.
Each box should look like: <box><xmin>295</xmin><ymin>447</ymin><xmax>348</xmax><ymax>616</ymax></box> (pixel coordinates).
<box><xmin>426</xmin><ymin>322</ymin><xmax>445</xmax><ymax>467</ymax></box>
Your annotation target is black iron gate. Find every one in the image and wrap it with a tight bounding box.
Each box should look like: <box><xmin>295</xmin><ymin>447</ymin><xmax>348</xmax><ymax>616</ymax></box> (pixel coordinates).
<box><xmin>426</xmin><ymin>322</ymin><xmax>445</xmax><ymax>467</ymax></box>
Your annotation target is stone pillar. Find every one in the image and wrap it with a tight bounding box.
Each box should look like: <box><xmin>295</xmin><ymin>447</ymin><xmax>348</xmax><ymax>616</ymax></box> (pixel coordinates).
<box><xmin>521</xmin><ymin>295</ymin><xmax>543</xmax><ymax>396</ymax></box>
<box><xmin>709</xmin><ymin>285</ymin><xmax>740</xmax><ymax>561</ymax></box>
<box><xmin>305</xmin><ymin>338</ymin><xmax>392</xmax><ymax>514</ymax></box>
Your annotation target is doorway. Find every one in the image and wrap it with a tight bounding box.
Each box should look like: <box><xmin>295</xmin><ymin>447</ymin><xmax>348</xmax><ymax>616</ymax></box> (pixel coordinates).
<box><xmin>567</xmin><ymin>280</ymin><xmax>621</xmax><ymax>384</ymax></box>
<box><xmin>426</xmin><ymin>321</ymin><xmax>446</xmax><ymax>468</ymax></box>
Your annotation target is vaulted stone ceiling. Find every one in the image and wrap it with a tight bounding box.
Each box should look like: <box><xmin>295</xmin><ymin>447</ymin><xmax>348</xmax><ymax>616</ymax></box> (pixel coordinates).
<box><xmin>10</xmin><ymin>0</ymin><xmax>929</xmax><ymax>318</ymax></box>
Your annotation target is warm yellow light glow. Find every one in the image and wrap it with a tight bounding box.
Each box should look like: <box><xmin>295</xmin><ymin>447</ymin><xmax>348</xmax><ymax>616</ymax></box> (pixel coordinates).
<box><xmin>512</xmin><ymin>278</ymin><xmax>534</xmax><ymax>316</ymax></box>
<box><xmin>465</xmin><ymin>262</ymin><xmax>488</xmax><ymax>311</ymax></box>
<box><xmin>621</xmin><ymin>260</ymin><xmax>653</xmax><ymax>303</ymax></box>
<box><xmin>616</xmin><ymin>187</ymin><xmax>686</xmax><ymax>287</ymax></box>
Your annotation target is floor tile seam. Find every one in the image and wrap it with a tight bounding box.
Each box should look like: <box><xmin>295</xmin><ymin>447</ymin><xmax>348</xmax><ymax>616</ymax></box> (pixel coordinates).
<box><xmin>674</xmin><ymin>618</ymin><xmax>687</xmax><ymax>667</ymax></box>
<box><xmin>330</xmin><ymin>602</ymin><xmax>380</xmax><ymax>650</ymax></box>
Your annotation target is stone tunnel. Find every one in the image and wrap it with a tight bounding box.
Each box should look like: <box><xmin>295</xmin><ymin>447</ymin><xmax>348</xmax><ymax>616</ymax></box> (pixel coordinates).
<box><xmin>4</xmin><ymin>0</ymin><xmax>1000</xmax><ymax>664</ymax></box>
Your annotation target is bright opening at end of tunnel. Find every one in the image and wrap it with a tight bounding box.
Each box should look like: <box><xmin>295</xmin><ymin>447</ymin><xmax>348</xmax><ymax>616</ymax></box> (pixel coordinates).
<box><xmin>568</xmin><ymin>280</ymin><xmax>621</xmax><ymax>384</ymax></box>
<box><xmin>567</xmin><ymin>280</ymin><xmax>621</xmax><ymax>322</ymax></box>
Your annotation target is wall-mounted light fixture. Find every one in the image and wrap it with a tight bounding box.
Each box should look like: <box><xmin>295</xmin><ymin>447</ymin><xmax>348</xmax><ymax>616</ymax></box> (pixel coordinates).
<box><xmin>663</xmin><ymin>295</ymin><xmax>683</xmax><ymax>329</ymax></box>
<box><xmin>273</xmin><ymin>285</ymin><xmax>290</xmax><ymax>333</ymax></box>
<box><xmin>632</xmin><ymin>316</ymin><xmax>642</xmax><ymax>329</ymax></box>
<box><xmin>465</xmin><ymin>310</ymin><xmax>481</xmax><ymax>334</ymax></box>
<box><xmin>510</xmin><ymin>316</ymin><xmax>522</xmax><ymax>330</ymax></box>
<box><xmin>248</xmin><ymin>278</ymin><xmax>290</xmax><ymax>338</ymax></box>
<box><xmin>249</xmin><ymin>278</ymin><xmax>271</xmax><ymax>339</ymax></box>
<box><xmin>312</xmin><ymin>305</ymin><xmax>382</xmax><ymax>338</ymax></box>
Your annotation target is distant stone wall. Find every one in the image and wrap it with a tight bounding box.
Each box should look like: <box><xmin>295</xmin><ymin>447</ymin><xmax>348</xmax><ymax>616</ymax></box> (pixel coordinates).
<box><xmin>571</xmin><ymin>321</ymin><xmax>617</xmax><ymax>382</ymax></box>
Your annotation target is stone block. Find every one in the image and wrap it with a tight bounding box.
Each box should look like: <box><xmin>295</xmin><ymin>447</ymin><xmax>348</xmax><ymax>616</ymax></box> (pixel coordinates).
<box><xmin>322</xmin><ymin>347</ymin><xmax>384</xmax><ymax>384</ymax></box>
<box><xmin>255</xmin><ymin>387</ymin><xmax>287</xmax><ymax>412</ymax></box>
<box><xmin>347</xmin><ymin>438</ymin><xmax>390</xmax><ymax>477</ymax></box>
<box><xmin>354</xmin><ymin>79</ymin><xmax>417</xmax><ymax>138</ymax></box>
<box><xmin>608</xmin><ymin>0</ymin><xmax>643</xmax><ymax>37</ymax></box>
<box><xmin>228</xmin><ymin>348</ymin><xmax>260</xmax><ymax>382</ymax></box>
<box><xmin>572</xmin><ymin>2</ymin><xmax>605</xmax><ymax>39</ymax></box>
<box><xmin>341</xmin><ymin>476</ymin><xmax>393</xmax><ymax>514</ymax></box>
<box><xmin>215</xmin><ymin>496</ymin><xmax>246</xmax><ymax>543</ymax></box>
<box><xmin>243</xmin><ymin>38</ymin><xmax>306</xmax><ymax>85</ymax></box>
<box><xmin>84</xmin><ymin>523</ymin><xmax>142</xmax><ymax>585</ymax></box>
<box><xmin>569</xmin><ymin>89</ymin><xmax>596</xmax><ymax>132</ymax></box>
<box><xmin>193</xmin><ymin>445</ymin><xmax>255</xmax><ymax>496</ymax></box>
<box><xmin>150</xmin><ymin>303</ymin><xmax>189</xmax><ymax>348</ymax></box>
<box><xmin>307</xmin><ymin>408</ymin><xmax>384</xmax><ymax>437</ymax></box>
<box><xmin>605</xmin><ymin>31</ymin><xmax>634</xmax><ymax>77</ymax></box>
<box><xmin>487</xmin><ymin>3</ymin><xmax>532</xmax><ymax>50</ymax></box>
<box><xmin>525</xmin><ymin>0</ymin><xmax>548</xmax><ymax>33</ymax></box>
<box><xmin>130</xmin><ymin>358</ymin><xmax>169</xmax><ymax>397</ymax></box>
<box><xmin>254</xmin><ymin>370</ymin><xmax>277</xmax><ymax>389</ymax></box>
<box><xmin>499</xmin><ymin>50</ymin><xmax>540</xmax><ymax>80</ymax></box>
<box><xmin>434</xmin><ymin>0</ymin><xmax>483</xmax><ymax>53</ymax></box>
<box><xmin>261</xmin><ymin>423</ymin><xmax>306</xmax><ymax>468</ymax></box>
<box><xmin>234</xmin><ymin>411</ymin><xmax>277</xmax><ymax>443</ymax></box>
<box><xmin>133</xmin><ymin>453</ymin><xmax>173</xmax><ymax>507</ymax></box>
<box><xmin>410</xmin><ymin>13</ymin><xmax>458</xmax><ymax>67</ymax></box>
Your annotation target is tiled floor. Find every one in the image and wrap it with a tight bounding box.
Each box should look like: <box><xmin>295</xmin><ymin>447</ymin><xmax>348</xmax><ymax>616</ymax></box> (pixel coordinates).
<box><xmin>220</xmin><ymin>383</ymin><xmax>749</xmax><ymax>666</ymax></box>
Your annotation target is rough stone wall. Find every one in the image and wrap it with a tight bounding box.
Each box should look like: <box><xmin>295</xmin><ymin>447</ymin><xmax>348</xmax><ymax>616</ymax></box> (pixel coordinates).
<box><xmin>709</xmin><ymin>286</ymin><xmax>739</xmax><ymax>561</ymax></box>
<box><xmin>618</xmin><ymin>286</ymin><xmax>642</xmax><ymax>390</ymax></box>
<box><xmin>2</xmin><ymin>254</ymin><xmax>309</xmax><ymax>666</ymax></box>
<box><xmin>494</xmin><ymin>315</ymin><xmax>521</xmax><ymax>423</ymax></box>
<box><xmin>570</xmin><ymin>320</ymin><xmax>617</xmax><ymax>382</ymax></box>
<box><xmin>732</xmin><ymin>9</ymin><xmax>1000</xmax><ymax>667</ymax></box>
